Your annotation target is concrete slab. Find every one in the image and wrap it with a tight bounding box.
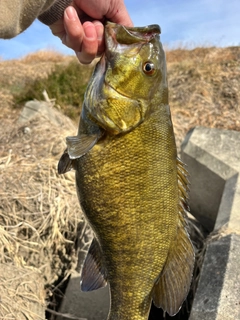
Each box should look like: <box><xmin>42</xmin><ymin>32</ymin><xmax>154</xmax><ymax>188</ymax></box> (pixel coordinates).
<box><xmin>181</xmin><ymin>126</ymin><xmax>240</xmax><ymax>320</ymax></box>
<box><xmin>181</xmin><ymin>126</ymin><xmax>239</xmax><ymax>232</ymax></box>
<box><xmin>57</xmin><ymin>271</ymin><xmax>110</xmax><ymax>320</ymax></box>
<box><xmin>189</xmin><ymin>234</ymin><xmax>240</xmax><ymax>320</ymax></box>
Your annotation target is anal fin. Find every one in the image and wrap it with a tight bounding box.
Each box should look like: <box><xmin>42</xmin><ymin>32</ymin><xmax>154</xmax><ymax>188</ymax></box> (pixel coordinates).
<box><xmin>81</xmin><ymin>237</ymin><xmax>107</xmax><ymax>292</ymax></box>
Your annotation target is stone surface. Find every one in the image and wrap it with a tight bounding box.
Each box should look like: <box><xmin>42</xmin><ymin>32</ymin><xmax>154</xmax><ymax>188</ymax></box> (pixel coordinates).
<box><xmin>18</xmin><ymin>100</ymin><xmax>75</xmax><ymax>129</ymax></box>
<box><xmin>216</xmin><ymin>234</ymin><xmax>240</xmax><ymax>320</ymax></box>
<box><xmin>57</xmin><ymin>271</ymin><xmax>110</xmax><ymax>320</ymax></box>
<box><xmin>189</xmin><ymin>234</ymin><xmax>240</xmax><ymax>320</ymax></box>
<box><xmin>181</xmin><ymin>126</ymin><xmax>240</xmax><ymax>232</ymax></box>
<box><xmin>181</xmin><ymin>126</ymin><xmax>240</xmax><ymax>320</ymax></box>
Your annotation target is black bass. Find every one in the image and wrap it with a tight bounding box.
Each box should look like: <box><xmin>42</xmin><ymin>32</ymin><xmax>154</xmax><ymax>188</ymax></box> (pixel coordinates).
<box><xmin>59</xmin><ymin>22</ymin><xmax>195</xmax><ymax>320</ymax></box>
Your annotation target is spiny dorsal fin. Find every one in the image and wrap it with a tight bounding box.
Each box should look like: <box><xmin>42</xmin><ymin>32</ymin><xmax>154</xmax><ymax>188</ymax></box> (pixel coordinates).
<box><xmin>177</xmin><ymin>157</ymin><xmax>190</xmax><ymax>207</ymax></box>
<box><xmin>152</xmin><ymin>157</ymin><xmax>195</xmax><ymax>316</ymax></box>
<box><xmin>81</xmin><ymin>237</ymin><xmax>107</xmax><ymax>292</ymax></box>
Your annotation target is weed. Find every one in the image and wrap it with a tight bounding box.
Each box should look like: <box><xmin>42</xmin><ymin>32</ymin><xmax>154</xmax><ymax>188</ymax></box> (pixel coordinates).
<box><xmin>14</xmin><ymin>60</ymin><xmax>94</xmax><ymax>120</ymax></box>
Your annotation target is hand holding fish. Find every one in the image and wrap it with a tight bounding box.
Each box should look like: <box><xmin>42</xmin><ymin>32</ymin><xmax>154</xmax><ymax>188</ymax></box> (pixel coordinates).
<box><xmin>50</xmin><ymin>0</ymin><xmax>133</xmax><ymax>64</ymax></box>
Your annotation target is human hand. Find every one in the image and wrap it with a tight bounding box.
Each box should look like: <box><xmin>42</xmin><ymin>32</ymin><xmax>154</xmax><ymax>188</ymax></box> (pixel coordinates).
<box><xmin>50</xmin><ymin>0</ymin><xmax>133</xmax><ymax>64</ymax></box>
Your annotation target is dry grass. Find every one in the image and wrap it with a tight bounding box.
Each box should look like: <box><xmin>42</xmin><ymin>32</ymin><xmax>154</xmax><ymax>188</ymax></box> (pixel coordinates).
<box><xmin>19</xmin><ymin>50</ymin><xmax>74</xmax><ymax>64</ymax></box>
<box><xmin>0</xmin><ymin>50</ymin><xmax>76</xmax><ymax>109</ymax></box>
<box><xmin>0</xmin><ymin>264</ymin><xmax>46</xmax><ymax>320</ymax></box>
<box><xmin>165</xmin><ymin>46</ymin><xmax>240</xmax><ymax>150</ymax></box>
<box><xmin>0</xmin><ymin>108</ymin><xmax>93</xmax><ymax>319</ymax></box>
<box><xmin>14</xmin><ymin>60</ymin><xmax>94</xmax><ymax>121</ymax></box>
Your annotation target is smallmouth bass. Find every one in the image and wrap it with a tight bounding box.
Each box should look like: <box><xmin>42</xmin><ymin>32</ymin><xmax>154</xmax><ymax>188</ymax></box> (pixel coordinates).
<box><xmin>59</xmin><ymin>22</ymin><xmax>195</xmax><ymax>320</ymax></box>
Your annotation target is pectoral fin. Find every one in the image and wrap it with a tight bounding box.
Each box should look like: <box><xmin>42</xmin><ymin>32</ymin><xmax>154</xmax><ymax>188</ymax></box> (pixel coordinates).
<box><xmin>58</xmin><ymin>150</ymin><xmax>75</xmax><ymax>174</ymax></box>
<box><xmin>152</xmin><ymin>157</ymin><xmax>195</xmax><ymax>316</ymax></box>
<box><xmin>66</xmin><ymin>133</ymin><xmax>100</xmax><ymax>159</ymax></box>
<box><xmin>81</xmin><ymin>238</ymin><xmax>107</xmax><ymax>292</ymax></box>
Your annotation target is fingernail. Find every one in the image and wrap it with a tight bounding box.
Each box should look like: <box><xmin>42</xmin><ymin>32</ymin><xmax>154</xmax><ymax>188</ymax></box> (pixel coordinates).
<box><xmin>84</xmin><ymin>25</ymin><xmax>95</xmax><ymax>40</ymax></box>
<box><xmin>94</xmin><ymin>22</ymin><xmax>104</xmax><ymax>41</ymax></box>
<box><xmin>65</xmin><ymin>6</ymin><xmax>76</xmax><ymax>20</ymax></box>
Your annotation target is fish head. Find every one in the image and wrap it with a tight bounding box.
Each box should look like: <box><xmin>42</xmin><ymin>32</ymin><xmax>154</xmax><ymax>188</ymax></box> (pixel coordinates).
<box><xmin>85</xmin><ymin>22</ymin><xmax>168</xmax><ymax>134</ymax></box>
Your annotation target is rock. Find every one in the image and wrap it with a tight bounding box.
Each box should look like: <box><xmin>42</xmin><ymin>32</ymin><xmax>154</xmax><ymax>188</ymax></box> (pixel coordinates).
<box><xmin>181</xmin><ymin>126</ymin><xmax>240</xmax><ymax>320</ymax></box>
<box><xmin>57</xmin><ymin>271</ymin><xmax>110</xmax><ymax>320</ymax></box>
<box><xmin>18</xmin><ymin>100</ymin><xmax>75</xmax><ymax>129</ymax></box>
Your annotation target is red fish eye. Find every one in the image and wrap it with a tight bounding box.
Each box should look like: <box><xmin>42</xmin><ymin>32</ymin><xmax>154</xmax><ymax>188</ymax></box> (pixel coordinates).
<box><xmin>143</xmin><ymin>62</ymin><xmax>155</xmax><ymax>75</ymax></box>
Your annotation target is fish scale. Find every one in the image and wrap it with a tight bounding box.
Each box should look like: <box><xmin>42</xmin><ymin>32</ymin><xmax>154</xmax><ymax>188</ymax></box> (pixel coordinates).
<box><xmin>58</xmin><ymin>22</ymin><xmax>195</xmax><ymax>320</ymax></box>
<box><xmin>75</xmin><ymin>108</ymin><xmax>178</xmax><ymax>319</ymax></box>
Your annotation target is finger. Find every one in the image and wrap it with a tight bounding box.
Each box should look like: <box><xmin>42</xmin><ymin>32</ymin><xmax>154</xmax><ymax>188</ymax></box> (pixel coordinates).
<box><xmin>76</xmin><ymin>22</ymin><xmax>98</xmax><ymax>64</ymax></box>
<box><xmin>112</xmin><ymin>10</ymin><xmax>133</xmax><ymax>28</ymax></box>
<box><xmin>92</xmin><ymin>21</ymin><xmax>105</xmax><ymax>56</ymax></box>
<box><xmin>107</xmin><ymin>1</ymin><xmax>133</xmax><ymax>27</ymax></box>
<box><xmin>63</xmin><ymin>6</ymin><xmax>84</xmax><ymax>51</ymax></box>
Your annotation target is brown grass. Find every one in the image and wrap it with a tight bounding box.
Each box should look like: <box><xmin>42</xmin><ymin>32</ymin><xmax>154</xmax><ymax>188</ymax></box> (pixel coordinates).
<box><xmin>165</xmin><ymin>46</ymin><xmax>240</xmax><ymax>151</ymax></box>
<box><xmin>0</xmin><ymin>50</ymin><xmax>76</xmax><ymax>109</ymax></box>
<box><xmin>0</xmin><ymin>108</ymin><xmax>92</xmax><ymax>319</ymax></box>
<box><xmin>19</xmin><ymin>50</ymin><xmax>74</xmax><ymax>64</ymax></box>
<box><xmin>0</xmin><ymin>264</ymin><xmax>46</xmax><ymax>320</ymax></box>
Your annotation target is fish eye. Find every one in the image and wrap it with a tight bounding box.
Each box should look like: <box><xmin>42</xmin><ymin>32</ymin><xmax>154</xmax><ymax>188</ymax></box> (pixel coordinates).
<box><xmin>142</xmin><ymin>61</ymin><xmax>155</xmax><ymax>75</ymax></box>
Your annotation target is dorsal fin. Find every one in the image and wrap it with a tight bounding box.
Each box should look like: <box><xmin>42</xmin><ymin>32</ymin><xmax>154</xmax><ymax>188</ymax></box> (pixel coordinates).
<box><xmin>81</xmin><ymin>238</ymin><xmax>107</xmax><ymax>292</ymax></box>
<box><xmin>152</xmin><ymin>157</ymin><xmax>195</xmax><ymax>316</ymax></box>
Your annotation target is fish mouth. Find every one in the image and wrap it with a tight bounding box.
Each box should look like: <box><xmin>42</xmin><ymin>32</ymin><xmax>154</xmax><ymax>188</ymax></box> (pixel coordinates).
<box><xmin>103</xmin><ymin>22</ymin><xmax>161</xmax><ymax>100</ymax></box>
<box><xmin>105</xmin><ymin>22</ymin><xmax>161</xmax><ymax>48</ymax></box>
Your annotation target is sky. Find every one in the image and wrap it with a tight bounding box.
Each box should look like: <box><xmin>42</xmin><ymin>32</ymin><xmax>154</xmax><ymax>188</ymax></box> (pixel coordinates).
<box><xmin>0</xmin><ymin>0</ymin><xmax>239</xmax><ymax>60</ymax></box>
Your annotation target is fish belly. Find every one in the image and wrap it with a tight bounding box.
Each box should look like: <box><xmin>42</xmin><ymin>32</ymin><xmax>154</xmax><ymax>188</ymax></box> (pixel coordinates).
<box><xmin>75</xmin><ymin>108</ymin><xmax>179</xmax><ymax>320</ymax></box>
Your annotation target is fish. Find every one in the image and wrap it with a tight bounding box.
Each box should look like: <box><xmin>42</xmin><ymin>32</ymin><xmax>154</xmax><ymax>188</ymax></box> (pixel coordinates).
<box><xmin>58</xmin><ymin>22</ymin><xmax>195</xmax><ymax>320</ymax></box>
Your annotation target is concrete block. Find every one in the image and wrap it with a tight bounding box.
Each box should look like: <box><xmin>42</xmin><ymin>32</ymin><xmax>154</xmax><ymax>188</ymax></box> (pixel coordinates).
<box><xmin>181</xmin><ymin>126</ymin><xmax>240</xmax><ymax>320</ymax></box>
<box><xmin>181</xmin><ymin>126</ymin><xmax>240</xmax><ymax>232</ymax></box>
<box><xmin>57</xmin><ymin>271</ymin><xmax>109</xmax><ymax>320</ymax></box>
<box><xmin>189</xmin><ymin>234</ymin><xmax>240</xmax><ymax>320</ymax></box>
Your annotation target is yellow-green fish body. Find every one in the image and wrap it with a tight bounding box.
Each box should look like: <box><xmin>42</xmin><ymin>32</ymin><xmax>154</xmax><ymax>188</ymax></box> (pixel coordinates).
<box><xmin>59</xmin><ymin>22</ymin><xmax>194</xmax><ymax>320</ymax></box>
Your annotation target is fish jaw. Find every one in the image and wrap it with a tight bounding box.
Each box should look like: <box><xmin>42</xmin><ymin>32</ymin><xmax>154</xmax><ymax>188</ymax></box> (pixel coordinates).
<box><xmin>105</xmin><ymin>22</ymin><xmax>161</xmax><ymax>48</ymax></box>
